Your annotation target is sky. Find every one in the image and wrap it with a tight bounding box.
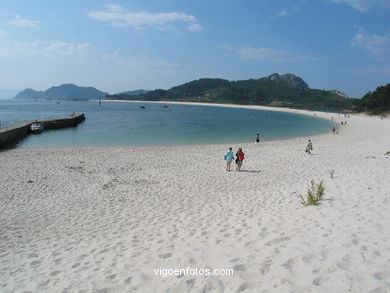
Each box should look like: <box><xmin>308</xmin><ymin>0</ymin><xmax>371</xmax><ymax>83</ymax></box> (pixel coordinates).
<box><xmin>0</xmin><ymin>0</ymin><xmax>389</xmax><ymax>98</ymax></box>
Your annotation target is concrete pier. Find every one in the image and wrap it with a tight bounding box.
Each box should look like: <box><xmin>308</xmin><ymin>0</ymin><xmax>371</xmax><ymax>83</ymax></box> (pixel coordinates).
<box><xmin>0</xmin><ymin>114</ymin><xmax>85</xmax><ymax>149</ymax></box>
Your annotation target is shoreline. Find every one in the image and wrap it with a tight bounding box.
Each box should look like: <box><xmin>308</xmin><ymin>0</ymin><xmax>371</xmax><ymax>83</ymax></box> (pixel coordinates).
<box><xmin>103</xmin><ymin>98</ymin><xmax>342</xmax><ymax>121</ymax></box>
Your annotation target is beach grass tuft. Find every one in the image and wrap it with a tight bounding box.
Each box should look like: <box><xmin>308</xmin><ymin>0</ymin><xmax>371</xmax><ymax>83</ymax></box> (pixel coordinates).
<box><xmin>300</xmin><ymin>180</ymin><xmax>325</xmax><ymax>206</ymax></box>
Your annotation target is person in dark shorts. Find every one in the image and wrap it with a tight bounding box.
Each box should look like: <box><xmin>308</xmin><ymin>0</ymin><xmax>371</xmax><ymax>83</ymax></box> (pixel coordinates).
<box><xmin>235</xmin><ymin>147</ymin><xmax>245</xmax><ymax>171</ymax></box>
<box><xmin>305</xmin><ymin>139</ymin><xmax>313</xmax><ymax>154</ymax></box>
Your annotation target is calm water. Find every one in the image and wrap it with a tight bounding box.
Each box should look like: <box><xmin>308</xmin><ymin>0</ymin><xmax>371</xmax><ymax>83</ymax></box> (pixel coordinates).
<box><xmin>0</xmin><ymin>99</ymin><xmax>335</xmax><ymax>148</ymax></box>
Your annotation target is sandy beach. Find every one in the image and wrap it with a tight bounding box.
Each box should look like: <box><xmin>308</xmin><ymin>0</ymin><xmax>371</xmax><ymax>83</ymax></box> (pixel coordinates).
<box><xmin>1</xmin><ymin>106</ymin><xmax>389</xmax><ymax>293</ymax></box>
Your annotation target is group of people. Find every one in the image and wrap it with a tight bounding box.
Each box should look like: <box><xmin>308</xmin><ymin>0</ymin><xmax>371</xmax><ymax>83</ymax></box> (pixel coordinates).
<box><xmin>223</xmin><ymin>113</ymin><xmax>354</xmax><ymax>168</ymax></box>
<box><xmin>224</xmin><ymin>147</ymin><xmax>245</xmax><ymax>171</ymax></box>
<box><xmin>224</xmin><ymin>134</ymin><xmax>315</xmax><ymax>171</ymax></box>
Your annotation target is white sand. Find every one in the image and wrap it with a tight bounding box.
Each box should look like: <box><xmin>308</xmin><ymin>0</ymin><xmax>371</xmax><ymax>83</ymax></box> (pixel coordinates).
<box><xmin>1</xmin><ymin>106</ymin><xmax>390</xmax><ymax>293</ymax></box>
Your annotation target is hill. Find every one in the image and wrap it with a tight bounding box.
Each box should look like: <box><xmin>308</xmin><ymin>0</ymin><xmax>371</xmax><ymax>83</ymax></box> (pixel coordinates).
<box><xmin>354</xmin><ymin>83</ymin><xmax>390</xmax><ymax>115</ymax></box>
<box><xmin>107</xmin><ymin>73</ymin><xmax>352</xmax><ymax>111</ymax></box>
<box><xmin>14</xmin><ymin>84</ymin><xmax>108</xmax><ymax>100</ymax></box>
<box><xmin>121</xmin><ymin>89</ymin><xmax>149</xmax><ymax>96</ymax></box>
<box><xmin>13</xmin><ymin>88</ymin><xmax>43</xmax><ymax>99</ymax></box>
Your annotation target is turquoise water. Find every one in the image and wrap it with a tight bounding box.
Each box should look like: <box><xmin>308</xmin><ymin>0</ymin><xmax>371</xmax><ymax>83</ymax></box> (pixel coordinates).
<box><xmin>0</xmin><ymin>99</ymin><xmax>336</xmax><ymax>148</ymax></box>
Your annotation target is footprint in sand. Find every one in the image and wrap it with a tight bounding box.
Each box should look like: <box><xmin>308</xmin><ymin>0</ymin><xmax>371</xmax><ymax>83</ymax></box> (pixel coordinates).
<box><xmin>260</xmin><ymin>258</ymin><xmax>273</xmax><ymax>275</ymax></box>
<box><xmin>50</xmin><ymin>270</ymin><xmax>61</xmax><ymax>276</ymax></box>
<box><xmin>106</xmin><ymin>274</ymin><xmax>116</xmax><ymax>280</ymax></box>
<box><xmin>282</xmin><ymin>258</ymin><xmax>297</xmax><ymax>271</ymax></box>
<box><xmin>233</xmin><ymin>264</ymin><xmax>246</xmax><ymax>271</ymax></box>
<box><xmin>374</xmin><ymin>270</ymin><xmax>390</xmax><ymax>281</ymax></box>
<box><xmin>237</xmin><ymin>281</ymin><xmax>257</xmax><ymax>292</ymax></box>
<box><xmin>30</xmin><ymin>260</ymin><xmax>41</xmax><ymax>267</ymax></box>
<box><xmin>185</xmin><ymin>278</ymin><xmax>196</xmax><ymax>290</ymax></box>
<box><xmin>37</xmin><ymin>279</ymin><xmax>50</xmax><ymax>289</ymax></box>
<box><xmin>27</xmin><ymin>253</ymin><xmax>38</xmax><ymax>258</ymax></box>
<box><xmin>159</xmin><ymin>253</ymin><xmax>172</xmax><ymax>259</ymax></box>
<box><xmin>312</xmin><ymin>276</ymin><xmax>330</xmax><ymax>286</ymax></box>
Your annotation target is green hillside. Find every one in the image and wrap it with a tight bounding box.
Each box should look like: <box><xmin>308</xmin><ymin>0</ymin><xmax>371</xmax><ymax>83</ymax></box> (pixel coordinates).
<box><xmin>354</xmin><ymin>83</ymin><xmax>390</xmax><ymax>115</ymax></box>
<box><xmin>107</xmin><ymin>73</ymin><xmax>352</xmax><ymax>111</ymax></box>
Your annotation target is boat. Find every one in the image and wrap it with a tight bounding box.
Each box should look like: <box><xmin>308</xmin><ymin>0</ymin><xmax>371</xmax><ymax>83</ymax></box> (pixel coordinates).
<box><xmin>161</xmin><ymin>103</ymin><xmax>169</xmax><ymax>108</ymax></box>
<box><xmin>140</xmin><ymin>105</ymin><xmax>146</xmax><ymax>109</ymax></box>
<box><xmin>29</xmin><ymin>122</ymin><xmax>44</xmax><ymax>134</ymax></box>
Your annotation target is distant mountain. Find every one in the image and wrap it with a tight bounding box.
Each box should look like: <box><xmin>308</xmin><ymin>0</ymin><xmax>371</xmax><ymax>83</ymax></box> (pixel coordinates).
<box><xmin>354</xmin><ymin>83</ymin><xmax>390</xmax><ymax>115</ymax></box>
<box><xmin>265</xmin><ymin>73</ymin><xmax>309</xmax><ymax>89</ymax></box>
<box><xmin>13</xmin><ymin>88</ymin><xmax>43</xmax><ymax>99</ymax></box>
<box><xmin>107</xmin><ymin>73</ymin><xmax>353</xmax><ymax>111</ymax></box>
<box><xmin>14</xmin><ymin>84</ymin><xmax>108</xmax><ymax>100</ymax></box>
<box><xmin>120</xmin><ymin>89</ymin><xmax>149</xmax><ymax>96</ymax></box>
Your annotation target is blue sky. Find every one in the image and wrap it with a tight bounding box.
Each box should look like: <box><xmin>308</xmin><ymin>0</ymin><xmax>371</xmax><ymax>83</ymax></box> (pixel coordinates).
<box><xmin>0</xmin><ymin>0</ymin><xmax>389</xmax><ymax>98</ymax></box>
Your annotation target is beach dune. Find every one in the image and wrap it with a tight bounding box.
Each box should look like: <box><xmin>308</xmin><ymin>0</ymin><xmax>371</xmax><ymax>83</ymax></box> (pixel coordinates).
<box><xmin>0</xmin><ymin>109</ymin><xmax>389</xmax><ymax>292</ymax></box>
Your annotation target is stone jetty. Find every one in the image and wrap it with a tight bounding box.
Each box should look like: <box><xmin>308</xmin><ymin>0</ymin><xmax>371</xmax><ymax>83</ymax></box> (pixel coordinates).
<box><xmin>0</xmin><ymin>114</ymin><xmax>85</xmax><ymax>149</ymax></box>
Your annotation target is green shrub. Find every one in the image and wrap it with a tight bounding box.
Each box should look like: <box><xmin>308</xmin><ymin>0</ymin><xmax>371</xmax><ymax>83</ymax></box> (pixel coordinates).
<box><xmin>300</xmin><ymin>180</ymin><xmax>325</xmax><ymax>206</ymax></box>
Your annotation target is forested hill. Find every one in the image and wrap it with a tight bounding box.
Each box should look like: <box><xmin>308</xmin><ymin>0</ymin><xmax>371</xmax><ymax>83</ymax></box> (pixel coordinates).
<box><xmin>353</xmin><ymin>83</ymin><xmax>390</xmax><ymax>115</ymax></box>
<box><xmin>107</xmin><ymin>73</ymin><xmax>352</xmax><ymax>111</ymax></box>
<box><xmin>14</xmin><ymin>84</ymin><xmax>107</xmax><ymax>100</ymax></box>
<box><xmin>107</xmin><ymin>73</ymin><xmax>352</xmax><ymax>109</ymax></box>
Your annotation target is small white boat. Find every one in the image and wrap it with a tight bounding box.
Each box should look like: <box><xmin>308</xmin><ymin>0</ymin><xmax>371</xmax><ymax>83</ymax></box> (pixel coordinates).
<box><xmin>29</xmin><ymin>123</ymin><xmax>44</xmax><ymax>134</ymax></box>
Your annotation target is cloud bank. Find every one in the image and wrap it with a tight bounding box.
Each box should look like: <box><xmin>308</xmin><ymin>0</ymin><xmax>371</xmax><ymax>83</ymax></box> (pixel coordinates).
<box><xmin>330</xmin><ymin>0</ymin><xmax>390</xmax><ymax>12</ymax></box>
<box><xmin>0</xmin><ymin>39</ymin><xmax>90</xmax><ymax>57</ymax></box>
<box><xmin>9</xmin><ymin>15</ymin><xmax>40</xmax><ymax>27</ymax></box>
<box><xmin>237</xmin><ymin>46</ymin><xmax>315</xmax><ymax>62</ymax></box>
<box><xmin>88</xmin><ymin>5</ymin><xmax>203</xmax><ymax>33</ymax></box>
<box><xmin>353</xmin><ymin>28</ymin><xmax>390</xmax><ymax>61</ymax></box>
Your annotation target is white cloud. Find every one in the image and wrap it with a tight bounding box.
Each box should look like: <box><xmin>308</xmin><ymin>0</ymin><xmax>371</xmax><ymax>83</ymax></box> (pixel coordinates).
<box><xmin>0</xmin><ymin>39</ymin><xmax>90</xmax><ymax>57</ymax></box>
<box><xmin>9</xmin><ymin>15</ymin><xmax>40</xmax><ymax>27</ymax></box>
<box><xmin>330</xmin><ymin>0</ymin><xmax>390</xmax><ymax>12</ymax></box>
<box><xmin>117</xmin><ymin>55</ymin><xmax>181</xmax><ymax>68</ymax></box>
<box><xmin>237</xmin><ymin>46</ymin><xmax>316</xmax><ymax>62</ymax></box>
<box><xmin>102</xmin><ymin>50</ymin><xmax>180</xmax><ymax>68</ymax></box>
<box><xmin>44</xmin><ymin>41</ymin><xmax>90</xmax><ymax>57</ymax></box>
<box><xmin>218</xmin><ymin>44</ymin><xmax>234</xmax><ymax>56</ymax></box>
<box><xmin>187</xmin><ymin>23</ymin><xmax>204</xmax><ymax>32</ymax></box>
<box><xmin>88</xmin><ymin>5</ymin><xmax>203</xmax><ymax>33</ymax></box>
<box><xmin>353</xmin><ymin>28</ymin><xmax>390</xmax><ymax>61</ymax></box>
<box><xmin>0</xmin><ymin>30</ymin><xmax>7</xmax><ymax>37</ymax></box>
<box><xmin>238</xmin><ymin>46</ymin><xmax>290</xmax><ymax>62</ymax></box>
<box><xmin>276</xmin><ymin>10</ymin><xmax>288</xmax><ymax>17</ymax></box>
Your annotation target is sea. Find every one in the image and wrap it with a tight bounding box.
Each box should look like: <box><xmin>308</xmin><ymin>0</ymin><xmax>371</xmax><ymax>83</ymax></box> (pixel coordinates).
<box><xmin>0</xmin><ymin>99</ymin><xmax>337</xmax><ymax>148</ymax></box>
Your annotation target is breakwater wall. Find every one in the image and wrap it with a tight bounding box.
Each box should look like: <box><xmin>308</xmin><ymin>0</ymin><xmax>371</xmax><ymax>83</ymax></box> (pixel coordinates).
<box><xmin>0</xmin><ymin>114</ymin><xmax>85</xmax><ymax>150</ymax></box>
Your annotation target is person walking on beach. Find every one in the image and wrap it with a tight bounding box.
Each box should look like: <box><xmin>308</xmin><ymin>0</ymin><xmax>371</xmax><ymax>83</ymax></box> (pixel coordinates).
<box><xmin>236</xmin><ymin>147</ymin><xmax>245</xmax><ymax>171</ymax></box>
<box><xmin>305</xmin><ymin>139</ymin><xmax>313</xmax><ymax>155</ymax></box>
<box><xmin>224</xmin><ymin>147</ymin><xmax>234</xmax><ymax>171</ymax></box>
<box><xmin>255</xmin><ymin>133</ymin><xmax>260</xmax><ymax>144</ymax></box>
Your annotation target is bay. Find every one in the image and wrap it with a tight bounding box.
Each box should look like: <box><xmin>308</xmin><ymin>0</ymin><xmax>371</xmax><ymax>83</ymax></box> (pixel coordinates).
<box><xmin>0</xmin><ymin>99</ymin><xmax>336</xmax><ymax>148</ymax></box>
